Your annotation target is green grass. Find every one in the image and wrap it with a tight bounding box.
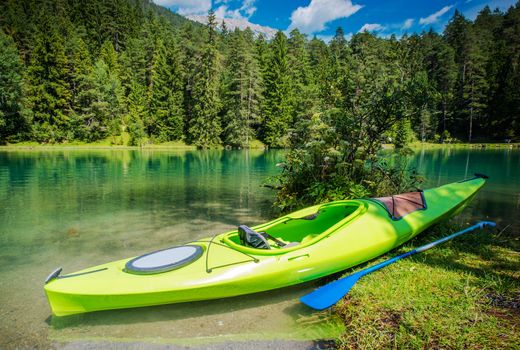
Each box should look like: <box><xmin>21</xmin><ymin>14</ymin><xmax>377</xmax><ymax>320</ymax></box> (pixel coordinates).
<box><xmin>248</xmin><ymin>138</ymin><xmax>267</xmax><ymax>149</ymax></box>
<box><xmin>0</xmin><ymin>139</ymin><xmax>197</xmax><ymax>149</ymax></box>
<box><xmin>330</xmin><ymin>221</ymin><xmax>519</xmax><ymax>349</ymax></box>
<box><xmin>408</xmin><ymin>142</ymin><xmax>520</xmax><ymax>149</ymax></box>
<box><xmin>382</xmin><ymin>142</ymin><xmax>520</xmax><ymax>151</ymax></box>
<box><xmin>1</xmin><ymin>137</ymin><xmax>267</xmax><ymax>150</ymax></box>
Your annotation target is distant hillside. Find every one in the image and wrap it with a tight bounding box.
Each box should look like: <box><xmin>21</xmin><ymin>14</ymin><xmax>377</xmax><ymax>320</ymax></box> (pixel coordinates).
<box><xmin>148</xmin><ymin>1</ymin><xmax>201</xmax><ymax>28</ymax></box>
<box><xmin>187</xmin><ymin>14</ymin><xmax>278</xmax><ymax>39</ymax></box>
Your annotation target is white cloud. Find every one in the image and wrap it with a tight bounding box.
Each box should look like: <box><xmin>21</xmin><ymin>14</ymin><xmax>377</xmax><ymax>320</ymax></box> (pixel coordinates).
<box><xmin>153</xmin><ymin>0</ymin><xmax>211</xmax><ymax>15</ymax></box>
<box><xmin>241</xmin><ymin>0</ymin><xmax>257</xmax><ymax>17</ymax></box>
<box><xmin>215</xmin><ymin>0</ymin><xmax>257</xmax><ymax>20</ymax></box>
<box><xmin>358</xmin><ymin>23</ymin><xmax>385</xmax><ymax>32</ymax></box>
<box><xmin>154</xmin><ymin>0</ymin><xmax>256</xmax><ymax>18</ymax></box>
<box><xmin>316</xmin><ymin>34</ymin><xmax>334</xmax><ymax>43</ymax></box>
<box><xmin>288</xmin><ymin>0</ymin><xmax>363</xmax><ymax>34</ymax></box>
<box><xmin>401</xmin><ymin>18</ymin><xmax>414</xmax><ymax>30</ymax></box>
<box><xmin>419</xmin><ymin>5</ymin><xmax>453</xmax><ymax>25</ymax></box>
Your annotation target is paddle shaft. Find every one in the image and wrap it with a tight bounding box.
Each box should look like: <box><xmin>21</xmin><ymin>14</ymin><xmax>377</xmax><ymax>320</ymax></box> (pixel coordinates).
<box><xmin>360</xmin><ymin>221</ymin><xmax>496</xmax><ymax>277</ymax></box>
<box><xmin>300</xmin><ymin>221</ymin><xmax>496</xmax><ymax>310</ymax></box>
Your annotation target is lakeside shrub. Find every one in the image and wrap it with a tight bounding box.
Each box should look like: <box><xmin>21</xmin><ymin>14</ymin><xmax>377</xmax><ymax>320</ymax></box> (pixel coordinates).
<box><xmin>269</xmin><ymin>112</ymin><xmax>422</xmax><ymax>211</ymax></box>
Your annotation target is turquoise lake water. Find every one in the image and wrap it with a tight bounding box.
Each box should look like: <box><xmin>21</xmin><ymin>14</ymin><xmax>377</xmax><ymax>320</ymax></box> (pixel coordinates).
<box><xmin>0</xmin><ymin>148</ymin><xmax>518</xmax><ymax>348</ymax></box>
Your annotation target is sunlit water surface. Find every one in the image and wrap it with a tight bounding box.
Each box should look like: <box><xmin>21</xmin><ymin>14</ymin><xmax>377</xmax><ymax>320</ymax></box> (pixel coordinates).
<box><xmin>0</xmin><ymin>148</ymin><xmax>518</xmax><ymax>348</ymax></box>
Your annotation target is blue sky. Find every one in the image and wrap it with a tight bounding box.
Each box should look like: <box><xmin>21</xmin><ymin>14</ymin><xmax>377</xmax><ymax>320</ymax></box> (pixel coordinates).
<box><xmin>154</xmin><ymin>0</ymin><xmax>518</xmax><ymax>39</ymax></box>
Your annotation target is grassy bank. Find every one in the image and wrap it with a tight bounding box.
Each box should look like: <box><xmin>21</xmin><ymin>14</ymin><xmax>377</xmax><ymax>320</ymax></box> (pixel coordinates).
<box><xmin>328</xmin><ymin>221</ymin><xmax>519</xmax><ymax>349</ymax></box>
<box><xmin>0</xmin><ymin>138</ymin><xmax>267</xmax><ymax>150</ymax></box>
<box><xmin>3</xmin><ymin>140</ymin><xmax>517</xmax><ymax>151</ymax></box>
<box><xmin>408</xmin><ymin>142</ymin><xmax>520</xmax><ymax>149</ymax></box>
<box><xmin>0</xmin><ymin>140</ymin><xmax>196</xmax><ymax>150</ymax></box>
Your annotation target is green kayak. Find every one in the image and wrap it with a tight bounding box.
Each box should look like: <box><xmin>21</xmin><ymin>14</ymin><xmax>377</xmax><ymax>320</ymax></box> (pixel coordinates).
<box><xmin>44</xmin><ymin>175</ymin><xmax>486</xmax><ymax>316</ymax></box>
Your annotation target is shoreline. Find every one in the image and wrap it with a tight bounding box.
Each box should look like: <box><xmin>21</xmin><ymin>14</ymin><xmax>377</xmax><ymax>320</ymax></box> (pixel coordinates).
<box><xmin>2</xmin><ymin>141</ymin><xmax>518</xmax><ymax>151</ymax></box>
<box><xmin>407</xmin><ymin>141</ymin><xmax>520</xmax><ymax>149</ymax></box>
<box><xmin>0</xmin><ymin>139</ymin><xmax>269</xmax><ymax>151</ymax></box>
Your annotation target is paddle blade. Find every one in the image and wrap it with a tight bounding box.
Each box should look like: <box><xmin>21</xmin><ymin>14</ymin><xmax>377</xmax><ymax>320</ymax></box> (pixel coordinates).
<box><xmin>300</xmin><ymin>272</ymin><xmax>363</xmax><ymax>310</ymax></box>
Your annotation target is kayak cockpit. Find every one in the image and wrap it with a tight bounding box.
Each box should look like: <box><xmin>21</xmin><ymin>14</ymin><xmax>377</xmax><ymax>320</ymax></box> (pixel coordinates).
<box><xmin>221</xmin><ymin>201</ymin><xmax>366</xmax><ymax>255</ymax></box>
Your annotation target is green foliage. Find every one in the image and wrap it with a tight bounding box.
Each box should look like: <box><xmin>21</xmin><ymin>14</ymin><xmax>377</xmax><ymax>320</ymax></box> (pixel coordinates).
<box><xmin>126</xmin><ymin>81</ymin><xmax>147</xmax><ymax>146</ymax></box>
<box><xmin>287</xmin><ymin>29</ymin><xmax>316</xmax><ymax>120</ymax></box>
<box><xmin>221</xmin><ymin>29</ymin><xmax>262</xmax><ymax>148</ymax></box>
<box><xmin>99</xmin><ymin>40</ymin><xmax>120</xmax><ymax>74</ymax></box>
<box><xmin>394</xmin><ymin>118</ymin><xmax>413</xmax><ymax>148</ymax></box>
<box><xmin>187</xmin><ymin>10</ymin><xmax>222</xmax><ymax>148</ymax></box>
<box><xmin>0</xmin><ymin>30</ymin><xmax>27</xmax><ymax>143</ymax></box>
<box><xmin>422</xmin><ymin>30</ymin><xmax>457</xmax><ymax>137</ymax></box>
<box><xmin>270</xmin><ymin>112</ymin><xmax>421</xmax><ymax>211</ymax></box>
<box><xmin>0</xmin><ymin>0</ymin><xmax>519</xmax><ymax>145</ymax></box>
<box><xmin>262</xmin><ymin>31</ymin><xmax>293</xmax><ymax>148</ymax></box>
<box><xmin>76</xmin><ymin>60</ymin><xmax>123</xmax><ymax>141</ymax></box>
<box><xmin>27</xmin><ymin>21</ymin><xmax>72</xmax><ymax>143</ymax></box>
<box><xmin>147</xmin><ymin>38</ymin><xmax>184</xmax><ymax>142</ymax></box>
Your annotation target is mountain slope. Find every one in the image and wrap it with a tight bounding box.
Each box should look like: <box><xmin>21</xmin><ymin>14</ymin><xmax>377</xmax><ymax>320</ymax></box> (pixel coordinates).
<box><xmin>187</xmin><ymin>15</ymin><xmax>278</xmax><ymax>39</ymax></box>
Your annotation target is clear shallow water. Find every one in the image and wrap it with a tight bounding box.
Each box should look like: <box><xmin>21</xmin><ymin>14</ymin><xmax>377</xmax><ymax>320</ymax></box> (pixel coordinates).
<box><xmin>0</xmin><ymin>149</ymin><xmax>340</xmax><ymax>349</ymax></box>
<box><xmin>0</xmin><ymin>148</ymin><xmax>518</xmax><ymax>348</ymax></box>
<box><xmin>411</xmin><ymin>148</ymin><xmax>520</xmax><ymax>231</ymax></box>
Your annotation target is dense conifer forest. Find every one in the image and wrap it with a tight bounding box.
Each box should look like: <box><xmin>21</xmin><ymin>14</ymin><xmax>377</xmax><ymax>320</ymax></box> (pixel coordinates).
<box><xmin>1</xmin><ymin>0</ymin><xmax>519</xmax><ymax>147</ymax></box>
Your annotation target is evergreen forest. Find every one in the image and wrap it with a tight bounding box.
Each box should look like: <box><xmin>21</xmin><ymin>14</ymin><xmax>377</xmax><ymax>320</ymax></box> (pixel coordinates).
<box><xmin>1</xmin><ymin>0</ymin><xmax>519</xmax><ymax>147</ymax></box>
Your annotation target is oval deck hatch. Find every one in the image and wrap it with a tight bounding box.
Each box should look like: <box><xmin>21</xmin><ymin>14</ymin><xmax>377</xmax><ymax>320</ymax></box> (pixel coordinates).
<box><xmin>125</xmin><ymin>245</ymin><xmax>203</xmax><ymax>275</ymax></box>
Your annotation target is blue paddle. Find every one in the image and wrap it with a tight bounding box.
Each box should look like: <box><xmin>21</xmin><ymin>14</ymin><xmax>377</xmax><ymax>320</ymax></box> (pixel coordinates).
<box><xmin>300</xmin><ymin>221</ymin><xmax>496</xmax><ymax>310</ymax></box>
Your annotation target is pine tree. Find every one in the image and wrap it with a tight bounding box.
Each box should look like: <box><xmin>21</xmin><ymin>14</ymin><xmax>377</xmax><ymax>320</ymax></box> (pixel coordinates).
<box><xmin>76</xmin><ymin>59</ymin><xmax>123</xmax><ymax>141</ymax></box>
<box><xmin>287</xmin><ymin>29</ymin><xmax>316</xmax><ymax>120</ymax></box>
<box><xmin>26</xmin><ymin>19</ymin><xmax>72</xmax><ymax>142</ymax></box>
<box><xmin>254</xmin><ymin>33</ymin><xmax>269</xmax><ymax>129</ymax></box>
<box><xmin>127</xmin><ymin>80</ymin><xmax>147</xmax><ymax>146</ymax></box>
<box><xmin>119</xmin><ymin>34</ymin><xmax>150</xmax><ymax>141</ymax></box>
<box><xmin>221</xmin><ymin>28</ymin><xmax>262</xmax><ymax>147</ymax></box>
<box><xmin>262</xmin><ymin>31</ymin><xmax>292</xmax><ymax>148</ymax></box>
<box><xmin>0</xmin><ymin>0</ymin><xmax>33</xmax><ymax>61</ymax></box>
<box><xmin>99</xmin><ymin>0</ymin><xmax>138</xmax><ymax>51</ymax></box>
<box><xmin>422</xmin><ymin>31</ymin><xmax>457</xmax><ymax>138</ymax></box>
<box><xmin>409</xmin><ymin>70</ymin><xmax>436</xmax><ymax>142</ymax></box>
<box><xmin>0</xmin><ymin>30</ymin><xmax>27</xmax><ymax>142</ymax></box>
<box><xmin>308</xmin><ymin>36</ymin><xmax>334</xmax><ymax>111</ymax></box>
<box><xmin>188</xmin><ymin>10</ymin><xmax>222</xmax><ymax>148</ymax></box>
<box><xmin>444</xmin><ymin>10</ymin><xmax>473</xmax><ymax>138</ymax></box>
<box><xmin>346</xmin><ymin>32</ymin><xmax>408</xmax><ymax>155</ymax></box>
<box><xmin>498</xmin><ymin>3</ymin><xmax>520</xmax><ymax>138</ymax></box>
<box><xmin>254</xmin><ymin>34</ymin><xmax>270</xmax><ymax>72</ymax></box>
<box><xmin>179</xmin><ymin>22</ymin><xmax>201</xmax><ymax>134</ymax></box>
<box><xmin>486</xmin><ymin>4</ymin><xmax>519</xmax><ymax>138</ymax></box>
<box><xmin>148</xmin><ymin>37</ymin><xmax>184</xmax><ymax>141</ymax></box>
<box><xmin>66</xmin><ymin>32</ymin><xmax>92</xmax><ymax>114</ymax></box>
<box><xmin>328</xmin><ymin>27</ymin><xmax>352</xmax><ymax>108</ymax></box>
<box><xmin>463</xmin><ymin>28</ymin><xmax>489</xmax><ymax>143</ymax></box>
<box><xmin>99</xmin><ymin>40</ymin><xmax>120</xmax><ymax>75</ymax></box>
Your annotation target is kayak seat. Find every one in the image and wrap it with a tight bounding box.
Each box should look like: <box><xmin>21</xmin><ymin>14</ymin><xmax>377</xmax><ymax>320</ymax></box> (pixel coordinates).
<box><xmin>238</xmin><ymin>225</ymin><xmax>299</xmax><ymax>249</ymax></box>
<box><xmin>238</xmin><ymin>225</ymin><xmax>271</xmax><ymax>249</ymax></box>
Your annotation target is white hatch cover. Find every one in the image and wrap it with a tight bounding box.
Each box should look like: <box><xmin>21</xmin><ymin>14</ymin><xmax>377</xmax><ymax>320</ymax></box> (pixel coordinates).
<box><xmin>125</xmin><ymin>245</ymin><xmax>203</xmax><ymax>275</ymax></box>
